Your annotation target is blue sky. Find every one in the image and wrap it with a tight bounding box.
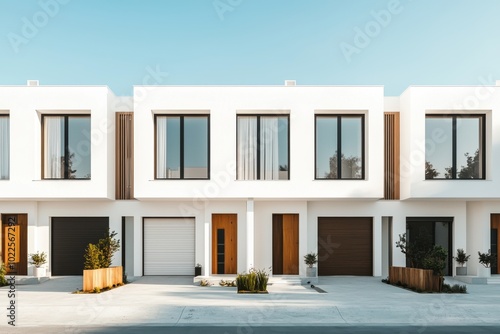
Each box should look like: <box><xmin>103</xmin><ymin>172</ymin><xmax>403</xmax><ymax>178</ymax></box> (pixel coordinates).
<box><xmin>0</xmin><ymin>0</ymin><xmax>499</xmax><ymax>96</ymax></box>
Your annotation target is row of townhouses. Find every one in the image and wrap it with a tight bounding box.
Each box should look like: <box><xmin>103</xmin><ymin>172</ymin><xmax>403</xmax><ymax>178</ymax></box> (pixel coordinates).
<box><xmin>1</xmin><ymin>80</ymin><xmax>499</xmax><ymax>279</ymax></box>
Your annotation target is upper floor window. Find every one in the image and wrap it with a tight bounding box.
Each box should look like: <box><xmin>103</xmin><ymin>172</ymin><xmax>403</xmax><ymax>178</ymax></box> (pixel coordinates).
<box><xmin>315</xmin><ymin>115</ymin><xmax>364</xmax><ymax>179</ymax></box>
<box><xmin>237</xmin><ymin>115</ymin><xmax>289</xmax><ymax>180</ymax></box>
<box><xmin>0</xmin><ymin>115</ymin><xmax>9</xmax><ymax>180</ymax></box>
<box><xmin>425</xmin><ymin>114</ymin><xmax>485</xmax><ymax>179</ymax></box>
<box><xmin>43</xmin><ymin>115</ymin><xmax>91</xmax><ymax>179</ymax></box>
<box><xmin>155</xmin><ymin>115</ymin><xmax>209</xmax><ymax>179</ymax></box>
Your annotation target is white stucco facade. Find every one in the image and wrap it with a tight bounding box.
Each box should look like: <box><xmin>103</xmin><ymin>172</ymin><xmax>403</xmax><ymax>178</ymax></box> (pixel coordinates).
<box><xmin>0</xmin><ymin>82</ymin><xmax>499</xmax><ymax>279</ymax></box>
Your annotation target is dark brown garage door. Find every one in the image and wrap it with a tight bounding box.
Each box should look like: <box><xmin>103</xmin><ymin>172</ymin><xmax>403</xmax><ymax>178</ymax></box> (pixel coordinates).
<box><xmin>318</xmin><ymin>217</ymin><xmax>372</xmax><ymax>276</ymax></box>
<box><xmin>52</xmin><ymin>217</ymin><xmax>109</xmax><ymax>276</ymax></box>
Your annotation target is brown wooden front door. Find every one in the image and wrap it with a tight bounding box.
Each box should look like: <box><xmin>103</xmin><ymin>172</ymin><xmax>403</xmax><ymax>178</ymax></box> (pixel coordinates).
<box><xmin>212</xmin><ymin>214</ymin><xmax>237</xmax><ymax>274</ymax></box>
<box><xmin>273</xmin><ymin>214</ymin><xmax>299</xmax><ymax>275</ymax></box>
<box><xmin>318</xmin><ymin>217</ymin><xmax>373</xmax><ymax>276</ymax></box>
<box><xmin>1</xmin><ymin>214</ymin><xmax>28</xmax><ymax>276</ymax></box>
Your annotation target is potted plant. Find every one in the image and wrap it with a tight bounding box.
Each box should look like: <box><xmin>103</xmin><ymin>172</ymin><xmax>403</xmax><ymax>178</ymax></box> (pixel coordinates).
<box><xmin>478</xmin><ymin>249</ymin><xmax>496</xmax><ymax>277</ymax></box>
<box><xmin>454</xmin><ymin>249</ymin><xmax>470</xmax><ymax>276</ymax></box>
<box><xmin>195</xmin><ymin>263</ymin><xmax>202</xmax><ymax>277</ymax></box>
<box><xmin>304</xmin><ymin>252</ymin><xmax>318</xmax><ymax>277</ymax></box>
<box><xmin>29</xmin><ymin>251</ymin><xmax>47</xmax><ymax>278</ymax></box>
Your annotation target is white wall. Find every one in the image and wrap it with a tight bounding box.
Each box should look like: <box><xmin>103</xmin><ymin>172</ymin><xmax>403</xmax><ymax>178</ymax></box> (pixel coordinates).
<box><xmin>134</xmin><ymin>86</ymin><xmax>385</xmax><ymax>200</ymax></box>
<box><xmin>400</xmin><ymin>85</ymin><xmax>500</xmax><ymax>199</ymax></box>
<box><xmin>0</xmin><ymin>86</ymin><xmax>115</xmax><ymax>200</ymax></box>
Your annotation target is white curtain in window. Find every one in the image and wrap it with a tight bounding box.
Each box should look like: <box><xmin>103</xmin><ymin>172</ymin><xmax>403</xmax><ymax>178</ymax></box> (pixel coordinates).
<box><xmin>156</xmin><ymin>117</ymin><xmax>167</xmax><ymax>178</ymax></box>
<box><xmin>44</xmin><ymin>117</ymin><xmax>63</xmax><ymax>178</ymax></box>
<box><xmin>0</xmin><ymin>117</ymin><xmax>9</xmax><ymax>179</ymax></box>
<box><xmin>260</xmin><ymin>117</ymin><xmax>279</xmax><ymax>180</ymax></box>
<box><xmin>237</xmin><ymin>117</ymin><xmax>257</xmax><ymax>180</ymax></box>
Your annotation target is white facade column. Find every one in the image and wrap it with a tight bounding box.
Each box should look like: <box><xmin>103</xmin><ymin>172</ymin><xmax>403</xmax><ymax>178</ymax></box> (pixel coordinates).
<box><xmin>204</xmin><ymin>210</ymin><xmax>210</xmax><ymax>276</ymax></box>
<box><xmin>246</xmin><ymin>199</ymin><xmax>255</xmax><ymax>270</ymax></box>
<box><xmin>133</xmin><ymin>215</ymin><xmax>143</xmax><ymax>277</ymax></box>
<box><xmin>373</xmin><ymin>216</ymin><xmax>382</xmax><ymax>276</ymax></box>
<box><xmin>392</xmin><ymin>214</ymin><xmax>406</xmax><ymax>267</ymax></box>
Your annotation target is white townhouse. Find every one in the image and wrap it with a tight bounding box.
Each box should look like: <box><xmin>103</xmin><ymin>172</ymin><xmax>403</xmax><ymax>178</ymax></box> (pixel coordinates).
<box><xmin>0</xmin><ymin>80</ymin><xmax>499</xmax><ymax>280</ymax></box>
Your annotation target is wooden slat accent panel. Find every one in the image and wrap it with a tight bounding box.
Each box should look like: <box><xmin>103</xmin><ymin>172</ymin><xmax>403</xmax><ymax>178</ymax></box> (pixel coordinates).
<box><xmin>1</xmin><ymin>214</ymin><xmax>27</xmax><ymax>275</ymax></box>
<box><xmin>318</xmin><ymin>217</ymin><xmax>372</xmax><ymax>276</ymax></box>
<box><xmin>212</xmin><ymin>214</ymin><xmax>237</xmax><ymax>274</ymax></box>
<box><xmin>115</xmin><ymin>112</ymin><xmax>134</xmax><ymax>200</ymax></box>
<box><xmin>491</xmin><ymin>214</ymin><xmax>500</xmax><ymax>272</ymax></box>
<box><xmin>389</xmin><ymin>266</ymin><xmax>441</xmax><ymax>292</ymax></box>
<box><xmin>272</xmin><ymin>215</ymin><xmax>283</xmax><ymax>274</ymax></box>
<box><xmin>282</xmin><ymin>214</ymin><xmax>299</xmax><ymax>275</ymax></box>
<box><xmin>384</xmin><ymin>112</ymin><xmax>400</xmax><ymax>200</ymax></box>
<box><xmin>83</xmin><ymin>266</ymin><xmax>123</xmax><ymax>292</ymax></box>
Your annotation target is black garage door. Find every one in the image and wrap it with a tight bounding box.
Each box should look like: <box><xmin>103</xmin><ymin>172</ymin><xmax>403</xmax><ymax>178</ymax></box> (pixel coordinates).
<box><xmin>318</xmin><ymin>217</ymin><xmax>372</xmax><ymax>276</ymax></box>
<box><xmin>52</xmin><ymin>217</ymin><xmax>109</xmax><ymax>276</ymax></box>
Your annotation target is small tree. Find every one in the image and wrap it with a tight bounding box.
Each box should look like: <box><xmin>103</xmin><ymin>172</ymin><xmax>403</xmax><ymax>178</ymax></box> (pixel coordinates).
<box><xmin>422</xmin><ymin>245</ymin><xmax>448</xmax><ymax>292</ymax></box>
<box><xmin>396</xmin><ymin>233</ymin><xmax>433</xmax><ymax>269</ymax></box>
<box><xmin>83</xmin><ymin>244</ymin><xmax>102</xmax><ymax>270</ymax></box>
<box><xmin>83</xmin><ymin>229</ymin><xmax>120</xmax><ymax>270</ymax></box>
<box><xmin>98</xmin><ymin>230</ymin><xmax>121</xmax><ymax>269</ymax></box>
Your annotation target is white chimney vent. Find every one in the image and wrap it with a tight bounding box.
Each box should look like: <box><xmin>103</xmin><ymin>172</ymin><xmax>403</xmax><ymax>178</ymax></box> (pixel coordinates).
<box><xmin>27</xmin><ymin>80</ymin><xmax>39</xmax><ymax>86</ymax></box>
<box><xmin>284</xmin><ymin>80</ymin><xmax>296</xmax><ymax>86</ymax></box>
<box><xmin>496</xmin><ymin>80</ymin><xmax>500</xmax><ymax>86</ymax></box>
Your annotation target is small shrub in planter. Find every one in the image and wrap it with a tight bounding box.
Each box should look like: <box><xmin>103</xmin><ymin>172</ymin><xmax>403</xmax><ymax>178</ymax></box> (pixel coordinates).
<box><xmin>29</xmin><ymin>251</ymin><xmax>47</xmax><ymax>268</ymax></box>
<box><xmin>304</xmin><ymin>252</ymin><xmax>318</xmax><ymax>277</ymax></box>
<box><xmin>236</xmin><ymin>268</ymin><xmax>269</xmax><ymax>293</ymax></box>
<box><xmin>454</xmin><ymin>249</ymin><xmax>470</xmax><ymax>276</ymax></box>
<box><xmin>82</xmin><ymin>230</ymin><xmax>122</xmax><ymax>292</ymax></box>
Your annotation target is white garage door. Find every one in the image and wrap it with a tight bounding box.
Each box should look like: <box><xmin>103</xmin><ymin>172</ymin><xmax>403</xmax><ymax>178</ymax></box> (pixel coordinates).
<box><xmin>144</xmin><ymin>218</ymin><xmax>195</xmax><ymax>275</ymax></box>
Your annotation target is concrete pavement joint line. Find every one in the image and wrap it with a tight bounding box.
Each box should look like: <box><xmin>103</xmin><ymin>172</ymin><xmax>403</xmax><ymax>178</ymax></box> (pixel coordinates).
<box><xmin>335</xmin><ymin>306</ymin><xmax>347</xmax><ymax>323</ymax></box>
<box><xmin>175</xmin><ymin>306</ymin><xmax>186</xmax><ymax>325</ymax></box>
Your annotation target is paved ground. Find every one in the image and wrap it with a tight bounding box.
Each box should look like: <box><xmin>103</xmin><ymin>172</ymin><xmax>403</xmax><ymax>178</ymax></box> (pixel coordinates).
<box><xmin>1</xmin><ymin>275</ymin><xmax>500</xmax><ymax>333</ymax></box>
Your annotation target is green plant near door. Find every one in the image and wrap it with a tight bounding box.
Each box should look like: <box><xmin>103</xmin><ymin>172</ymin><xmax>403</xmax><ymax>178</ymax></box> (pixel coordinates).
<box><xmin>454</xmin><ymin>249</ymin><xmax>470</xmax><ymax>267</ymax></box>
<box><xmin>236</xmin><ymin>268</ymin><xmax>269</xmax><ymax>293</ymax></box>
<box><xmin>29</xmin><ymin>251</ymin><xmax>47</xmax><ymax>268</ymax></box>
<box><xmin>478</xmin><ymin>249</ymin><xmax>496</xmax><ymax>268</ymax></box>
<box><xmin>304</xmin><ymin>252</ymin><xmax>318</xmax><ymax>268</ymax></box>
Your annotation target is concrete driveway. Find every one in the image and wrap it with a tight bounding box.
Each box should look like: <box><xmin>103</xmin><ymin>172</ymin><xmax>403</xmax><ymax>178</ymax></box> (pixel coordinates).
<box><xmin>1</xmin><ymin>275</ymin><xmax>500</xmax><ymax>332</ymax></box>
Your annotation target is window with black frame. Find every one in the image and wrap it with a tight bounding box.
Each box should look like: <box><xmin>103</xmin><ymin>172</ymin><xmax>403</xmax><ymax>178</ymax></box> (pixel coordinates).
<box><xmin>43</xmin><ymin>115</ymin><xmax>91</xmax><ymax>179</ymax></box>
<box><xmin>315</xmin><ymin>115</ymin><xmax>364</xmax><ymax>179</ymax></box>
<box><xmin>0</xmin><ymin>115</ymin><xmax>9</xmax><ymax>180</ymax></box>
<box><xmin>425</xmin><ymin>114</ymin><xmax>485</xmax><ymax>180</ymax></box>
<box><xmin>155</xmin><ymin>115</ymin><xmax>209</xmax><ymax>179</ymax></box>
<box><xmin>236</xmin><ymin>115</ymin><xmax>289</xmax><ymax>180</ymax></box>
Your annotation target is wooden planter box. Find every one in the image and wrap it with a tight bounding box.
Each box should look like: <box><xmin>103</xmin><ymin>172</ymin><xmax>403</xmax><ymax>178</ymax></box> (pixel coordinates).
<box><xmin>389</xmin><ymin>266</ymin><xmax>441</xmax><ymax>292</ymax></box>
<box><xmin>83</xmin><ymin>266</ymin><xmax>123</xmax><ymax>292</ymax></box>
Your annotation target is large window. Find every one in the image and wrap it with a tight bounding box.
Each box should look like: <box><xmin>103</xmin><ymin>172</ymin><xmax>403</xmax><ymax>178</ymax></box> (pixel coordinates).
<box><xmin>237</xmin><ymin>115</ymin><xmax>289</xmax><ymax>180</ymax></box>
<box><xmin>0</xmin><ymin>115</ymin><xmax>9</xmax><ymax>180</ymax></box>
<box><xmin>315</xmin><ymin>115</ymin><xmax>364</xmax><ymax>179</ymax></box>
<box><xmin>425</xmin><ymin>115</ymin><xmax>485</xmax><ymax>179</ymax></box>
<box><xmin>43</xmin><ymin>115</ymin><xmax>91</xmax><ymax>179</ymax></box>
<box><xmin>155</xmin><ymin>115</ymin><xmax>209</xmax><ymax>179</ymax></box>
